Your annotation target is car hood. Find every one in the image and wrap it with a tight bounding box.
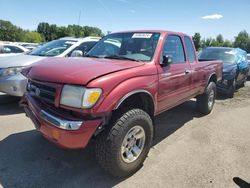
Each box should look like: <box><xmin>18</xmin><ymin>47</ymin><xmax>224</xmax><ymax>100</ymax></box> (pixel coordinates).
<box><xmin>223</xmin><ymin>63</ymin><xmax>237</xmax><ymax>73</ymax></box>
<box><xmin>27</xmin><ymin>57</ymin><xmax>145</xmax><ymax>85</ymax></box>
<box><xmin>0</xmin><ymin>54</ymin><xmax>46</xmax><ymax>68</ymax></box>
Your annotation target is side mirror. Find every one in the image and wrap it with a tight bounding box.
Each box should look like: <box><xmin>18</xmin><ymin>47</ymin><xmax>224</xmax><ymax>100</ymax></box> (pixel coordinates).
<box><xmin>161</xmin><ymin>55</ymin><xmax>173</xmax><ymax>66</ymax></box>
<box><xmin>71</xmin><ymin>50</ymin><xmax>83</xmax><ymax>57</ymax></box>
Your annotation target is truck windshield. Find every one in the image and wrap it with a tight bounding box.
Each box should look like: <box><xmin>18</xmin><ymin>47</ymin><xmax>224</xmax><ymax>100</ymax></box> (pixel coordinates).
<box><xmin>87</xmin><ymin>32</ymin><xmax>160</xmax><ymax>61</ymax></box>
<box><xmin>30</xmin><ymin>40</ymin><xmax>77</xmax><ymax>57</ymax></box>
<box><xmin>199</xmin><ymin>48</ymin><xmax>235</xmax><ymax>63</ymax></box>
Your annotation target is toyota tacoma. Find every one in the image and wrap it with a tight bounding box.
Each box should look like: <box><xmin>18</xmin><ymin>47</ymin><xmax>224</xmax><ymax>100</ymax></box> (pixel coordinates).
<box><xmin>20</xmin><ymin>30</ymin><xmax>222</xmax><ymax>177</ymax></box>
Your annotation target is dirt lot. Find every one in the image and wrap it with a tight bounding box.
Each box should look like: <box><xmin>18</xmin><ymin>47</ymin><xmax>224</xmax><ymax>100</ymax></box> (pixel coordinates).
<box><xmin>0</xmin><ymin>83</ymin><xmax>250</xmax><ymax>188</ymax></box>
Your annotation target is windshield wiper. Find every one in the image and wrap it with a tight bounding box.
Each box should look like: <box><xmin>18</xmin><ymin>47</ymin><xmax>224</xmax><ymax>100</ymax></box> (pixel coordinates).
<box><xmin>102</xmin><ymin>55</ymin><xmax>140</xmax><ymax>62</ymax></box>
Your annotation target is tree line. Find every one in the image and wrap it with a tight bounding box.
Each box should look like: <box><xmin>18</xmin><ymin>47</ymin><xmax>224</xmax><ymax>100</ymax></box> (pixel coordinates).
<box><xmin>0</xmin><ymin>19</ymin><xmax>249</xmax><ymax>53</ymax></box>
<box><xmin>192</xmin><ymin>31</ymin><xmax>250</xmax><ymax>53</ymax></box>
<box><xmin>0</xmin><ymin>20</ymin><xmax>103</xmax><ymax>43</ymax></box>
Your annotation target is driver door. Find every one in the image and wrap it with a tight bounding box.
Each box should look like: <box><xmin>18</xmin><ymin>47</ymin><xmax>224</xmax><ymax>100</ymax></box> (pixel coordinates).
<box><xmin>157</xmin><ymin>35</ymin><xmax>192</xmax><ymax>113</ymax></box>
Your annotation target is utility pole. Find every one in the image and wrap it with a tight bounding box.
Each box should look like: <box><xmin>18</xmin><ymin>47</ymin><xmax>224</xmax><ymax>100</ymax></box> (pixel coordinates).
<box><xmin>78</xmin><ymin>10</ymin><xmax>81</xmax><ymax>26</ymax></box>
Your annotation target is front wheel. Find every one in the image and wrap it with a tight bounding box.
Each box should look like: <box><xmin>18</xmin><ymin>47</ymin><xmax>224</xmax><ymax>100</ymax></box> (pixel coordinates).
<box><xmin>196</xmin><ymin>82</ymin><xmax>216</xmax><ymax>115</ymax></box>
<box><xmin>95</xmin><ymin>109</ymin><xmax>153</xmax><ymax>178</ymax></box>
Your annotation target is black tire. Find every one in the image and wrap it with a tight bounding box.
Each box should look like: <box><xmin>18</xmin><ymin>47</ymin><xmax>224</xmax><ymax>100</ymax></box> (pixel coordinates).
<box><xmin>95</xmin><ymin>108</ymin><xmax>153</xmax><ymax>178</ymax></box>
<box><xmin>228</xmin><ymin>79</ymin><xmax>235</xmax><ymax>98</ymax></box>
<box><xmin>239</xmin><ymin>79</ymin><xmax>246</xmax><ymax>88</ymax></box>
<box><xmin>196</xmin><ymin>82</ymin><xmax>216</xmax><ymax>115</ymax></box>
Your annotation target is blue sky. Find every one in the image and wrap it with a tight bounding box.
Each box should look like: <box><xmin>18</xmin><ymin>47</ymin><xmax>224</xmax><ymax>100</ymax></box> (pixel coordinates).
<box><xmin>0</xmin><ymin>0</ymin><xmax>249</xmax><ymax>40</ymax></box>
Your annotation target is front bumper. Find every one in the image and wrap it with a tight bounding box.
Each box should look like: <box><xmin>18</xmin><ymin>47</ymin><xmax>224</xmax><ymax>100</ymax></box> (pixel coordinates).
<box><xmin>216</xmin><ymin>79</ymin><xmax>232</xmax><ymax>94</ymax></box>
<box><xmin>0</xmin><ymin>73</ymin><xmax>27</xmax><ymax>96</ymax></box>
<box><xmin>20</xmin><ymin>94</ymin><xmax>102</xmax><ymax>149</ymax></box>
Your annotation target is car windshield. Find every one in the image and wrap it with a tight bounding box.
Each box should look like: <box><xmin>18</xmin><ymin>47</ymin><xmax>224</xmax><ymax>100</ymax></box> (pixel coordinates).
<box><xmin>30</xmin><ymin>40</ymin><xmax>77</xmax><ymax>57</ymax></box>
<box><xmin>87</xmin><ymin>32</ymin><xmax>160</xmax><ymax>61</ymax></box>
<box><xmin>199</xmin><ymin>48</ymin><xmax>235</xmax><ymax>63</ymax></box>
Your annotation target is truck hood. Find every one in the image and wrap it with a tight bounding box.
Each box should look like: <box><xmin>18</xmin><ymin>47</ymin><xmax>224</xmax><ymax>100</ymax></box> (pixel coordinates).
<box><xmin>223</xmin><ymin>63</ymin><xmax>237</xmax><ymax>73</ymax></box>
<box><xmin>28</xmin><ymin>57</ymin><xmax>145</xmax><ymax>85</ymax></box>
<box><xmin>0</xmin><ymin>54</ymin><xmax>46</xmax><ymax>68</ymax></box>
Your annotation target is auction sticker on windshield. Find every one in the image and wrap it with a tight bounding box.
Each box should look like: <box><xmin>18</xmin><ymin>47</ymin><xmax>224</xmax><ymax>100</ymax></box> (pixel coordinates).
<box><xmin>65</xmin><ymin>41</ymin><xmax>77</xmax><ymax>45</ymax></box>
<box><xmin>132</xmin><ymin>33</ymin><xmax>152</xmax><ymax>38</ymax></box>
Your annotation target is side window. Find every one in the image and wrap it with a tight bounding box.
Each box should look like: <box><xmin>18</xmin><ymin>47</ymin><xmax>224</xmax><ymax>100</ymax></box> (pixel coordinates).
<box><xmin>6</xmin><ymin>45</ymin><xmax>24</xmax><ymax>53</ymax></box>
<box><xmin>68</xmin><ymin>41</ymin><xmax>97</xmax><ymax>56</ymax></box>
<box><xmin>76</xmin><ymin>41</ymin><xmax>97</xmax><ymax>52</ymax></box>
<box><xmin>2</xmin><ymin>46</ymin><xmax>11</xmax><ymax>53</ymax></box>
<box><xmin>163</xmin><ymin>35</ymin><xmax>185</xmax><ymax>64</ymax></box>
<box><xmin>184</xmin><ymin>36</ymin><xmax>196</xmax><ymax>63</ymax></box>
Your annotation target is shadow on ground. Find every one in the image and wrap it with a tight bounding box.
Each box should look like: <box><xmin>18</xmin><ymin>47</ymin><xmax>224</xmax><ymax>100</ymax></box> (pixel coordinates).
<box><xmin>233</xmin><ymin>177</ymin><xmax>250</xmax><ymax>188</ymax></box>
<box><xmin>0</xmin><ymin>94</ymin><xmax>23</xmax><ymax>115</ymax></box>
<box><xmin>0</xmin><ymin>100</ymin><xmax>201</xmax><ymax>188</ymax></box>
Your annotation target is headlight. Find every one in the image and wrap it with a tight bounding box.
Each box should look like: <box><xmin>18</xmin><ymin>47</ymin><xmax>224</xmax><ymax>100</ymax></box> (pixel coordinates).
<box><xmin>0</xmin><ymin>67</ymin><xmax>23</xmax><ymax>77</ymax></box>
<box><xmin>60</xmin><ymin>85</ymin><xmax>102</xmax><ymax>109</ymax></box>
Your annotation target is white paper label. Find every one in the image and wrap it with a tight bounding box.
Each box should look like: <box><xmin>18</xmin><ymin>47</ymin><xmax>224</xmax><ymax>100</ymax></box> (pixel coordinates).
<box><xmin>65</xmin><ymin>41</ymin><xmax>77</xmax><ymax>45</ymax></box>
<box><xmin>132</xmin><ymin>33</ymin><xmax>153</xmax><ymax>38</ymax></box>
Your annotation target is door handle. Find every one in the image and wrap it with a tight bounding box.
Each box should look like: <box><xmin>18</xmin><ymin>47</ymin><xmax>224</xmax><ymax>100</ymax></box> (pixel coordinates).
<box><xmin>185</xmin><ymin>69</ymin><xmax>192</xmax><ymax>74</ymax></box>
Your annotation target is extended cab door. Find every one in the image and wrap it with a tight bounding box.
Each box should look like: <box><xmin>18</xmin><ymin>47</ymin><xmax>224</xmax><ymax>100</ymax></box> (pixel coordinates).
<box><xmin>183</xmin><ymin>36</ymin><xmax>203</xmax><ymax>94</ymax></box>
<box><xmin>157</xmin><ymin>35</ymin><xmax>192</xmax><ymax>113</ymax></box>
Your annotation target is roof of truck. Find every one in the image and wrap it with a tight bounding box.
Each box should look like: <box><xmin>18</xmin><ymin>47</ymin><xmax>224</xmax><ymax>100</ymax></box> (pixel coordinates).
<box><xmin>111</xmin><ymin>30</ymin><xmax>188</xmax><ymax>36</ymax></box>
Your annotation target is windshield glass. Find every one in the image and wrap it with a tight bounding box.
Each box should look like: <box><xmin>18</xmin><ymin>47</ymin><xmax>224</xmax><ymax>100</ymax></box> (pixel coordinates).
<box><xmin>199</xmin><ymin>48</ymin><xmax>235</xmax><ymax>63</ymax></box>
<box><xmin>87</xmin><ymin>32</ymin><xmax>160</xmax><ymax>61</ymax></box>
<box><xmin>30</xmin><ymin>40</ymin><xmax>77</xmax><ymax>57</ymax></box>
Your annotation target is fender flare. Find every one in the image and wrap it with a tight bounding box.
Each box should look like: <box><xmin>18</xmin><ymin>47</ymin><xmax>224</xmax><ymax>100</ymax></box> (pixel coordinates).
<box><xmin>115</xmin><ymin>89</ymin><xmax>155</xmax><ymax>110</ymax></box>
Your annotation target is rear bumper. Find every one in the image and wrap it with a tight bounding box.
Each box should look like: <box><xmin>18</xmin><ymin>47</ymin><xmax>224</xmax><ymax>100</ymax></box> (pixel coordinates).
<box><xmin>21</xmin><ymin>94</ymin><xmax>102</xmax><ymax>149</ymax></box>
<box><xmin>0</xmin><ymin>73</ymin><xmax>27</xmax><ymax>96</ymax></box>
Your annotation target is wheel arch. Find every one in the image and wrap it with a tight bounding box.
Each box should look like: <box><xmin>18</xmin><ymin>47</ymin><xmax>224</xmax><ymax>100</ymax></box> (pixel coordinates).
<box><xmin>115</xmin><ymin>89</ymin><xmax>155</xmax><ymax>119</ymax></box>
<box><xmin>208</xmin><ymin>73</ymin><xmax>217</xmax><ymax>84</ymax></box>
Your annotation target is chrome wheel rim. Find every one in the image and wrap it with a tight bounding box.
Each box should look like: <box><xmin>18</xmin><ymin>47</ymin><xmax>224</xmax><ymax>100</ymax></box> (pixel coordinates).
<box><xmin>208</xmin><ymin>89</ymin><xmax>215</xmax><ymax>109</ymax></box>
<box><xmin>121</xmin><ymin>125</ymin><xmax>146</xmax><ymax>163</ymax></box>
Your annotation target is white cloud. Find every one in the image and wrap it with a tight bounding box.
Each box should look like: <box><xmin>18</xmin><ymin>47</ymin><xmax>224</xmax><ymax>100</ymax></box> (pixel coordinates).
<box><xmin>201</xmin><ymin>14</ymin><xmax>223</xmax><ymax>20</ymax></box>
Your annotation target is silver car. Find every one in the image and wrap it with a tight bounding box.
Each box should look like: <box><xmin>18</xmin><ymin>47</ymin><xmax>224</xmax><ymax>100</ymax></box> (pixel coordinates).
<box><xmin>0</xmin><ymin>37</ymin><xmax>100</xmax><ymax>96</ymax></box>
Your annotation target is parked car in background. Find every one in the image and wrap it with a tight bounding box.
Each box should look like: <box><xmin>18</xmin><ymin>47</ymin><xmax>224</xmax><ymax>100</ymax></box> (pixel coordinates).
<box><xmin>0</xmin><ymin>44</ymin><xmax>29</xmax><ymax>57</ymax></box>
<box><xmin>20</xmin><ymin>30</ymin><xmax>222</xmax><ymax>177</ymax></box>
<box><xmin>247</xmin><ymin>53</ymin><xmax>250</xmax><ymax>77</ymax></box>
<box><xmin>0</xmin><ymin>36</ymin><xmax>100</xmax><ymax>96</ymax></box>
<box><xmin>199</xmin><ymin>47</ymin><xmax>249</xmax><ymax>98</ymax></box>
<box><xmin>19</xmin><ymin>43</ymin><xmax>39</xmax><ymax>51</ymax></box>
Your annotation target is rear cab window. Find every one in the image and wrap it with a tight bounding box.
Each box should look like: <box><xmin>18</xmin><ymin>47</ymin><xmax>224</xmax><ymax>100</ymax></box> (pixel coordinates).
<box><xmin>184</xmin><ymin>36</ymin><xmax>196</xmax><ymax>63</ymax></box>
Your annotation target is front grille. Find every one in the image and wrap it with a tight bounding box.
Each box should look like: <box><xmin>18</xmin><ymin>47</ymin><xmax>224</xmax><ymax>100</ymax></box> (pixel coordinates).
<box><xmin>28</xmin><ymin>80</ymin><xmax>56</xmax><ymax>104</ymax></box>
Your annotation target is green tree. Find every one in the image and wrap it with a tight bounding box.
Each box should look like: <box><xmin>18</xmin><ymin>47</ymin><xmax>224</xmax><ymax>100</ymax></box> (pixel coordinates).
<box><xmin>0</xmin><ymin>20</ymin><xmax>24</xmax><ymax>41</ymax></box>
<box><xmin>56</xmin><ymin>26</ymin><xmax>72</xmax><ymax>38</ymax></box>
<box><xmin>234</xmin><ymin>30</ymin><xmax>250</xmax><ymax>52</ymax></box>
<box><xmin>192</xmin><ymin>32</ymin><xmax>201</xmax><ymax>50</ymax></box>
<box><xmin>216</xmin><ymin>34</ymin><xmax>224</xmax><ymax>45</ymax></box>
<box><xmin>23</xmin><ymin>31</ymin><xmax>43</xmax><ymax>43</ymax></box>
<box><xmin>223</xmin><ymin>40</ymin><xmax>233</xmax><ymax>47</ymax></box>
<box><xmin>37</xmin><ymin>22</ymin><xmax>50</xmax><ymax>41</ymax></box>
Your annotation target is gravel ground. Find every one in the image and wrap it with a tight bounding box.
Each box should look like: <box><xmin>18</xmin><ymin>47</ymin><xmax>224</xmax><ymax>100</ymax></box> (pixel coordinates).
<box><xmin>0</xmin><ymin>82</ymin><xmax>250</xmax><ymax>188</ymax></box>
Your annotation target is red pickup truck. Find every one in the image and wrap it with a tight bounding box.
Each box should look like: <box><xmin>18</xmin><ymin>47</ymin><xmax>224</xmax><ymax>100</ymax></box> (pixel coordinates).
<box><xmin>20</xmin><ymin>30</ymin><xmax>222</xmax><ymax>177</ymax></box>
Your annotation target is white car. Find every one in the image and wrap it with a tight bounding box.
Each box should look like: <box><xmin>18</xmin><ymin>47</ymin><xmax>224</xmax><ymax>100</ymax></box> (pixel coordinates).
<box><xmin>0</xmin><ymin>36</ymin><xmax>101</xmax><ymax>96</ymax></box>
<box><xmin>0</xmin><ymin>44</ymin><xmax>29</xmax><ymax>57</ymax></box>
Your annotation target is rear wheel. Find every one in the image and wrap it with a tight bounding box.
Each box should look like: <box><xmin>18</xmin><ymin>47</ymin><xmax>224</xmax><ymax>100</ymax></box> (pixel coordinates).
<box><xmin>196</xmin><ymin>82</ymin><xmax>216</xmax><ymax>115</ymax></box>
<box><xmin>95</xmin><ymin>108</ymin><xmax>153</xmax><ymax>178</ymax></box>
